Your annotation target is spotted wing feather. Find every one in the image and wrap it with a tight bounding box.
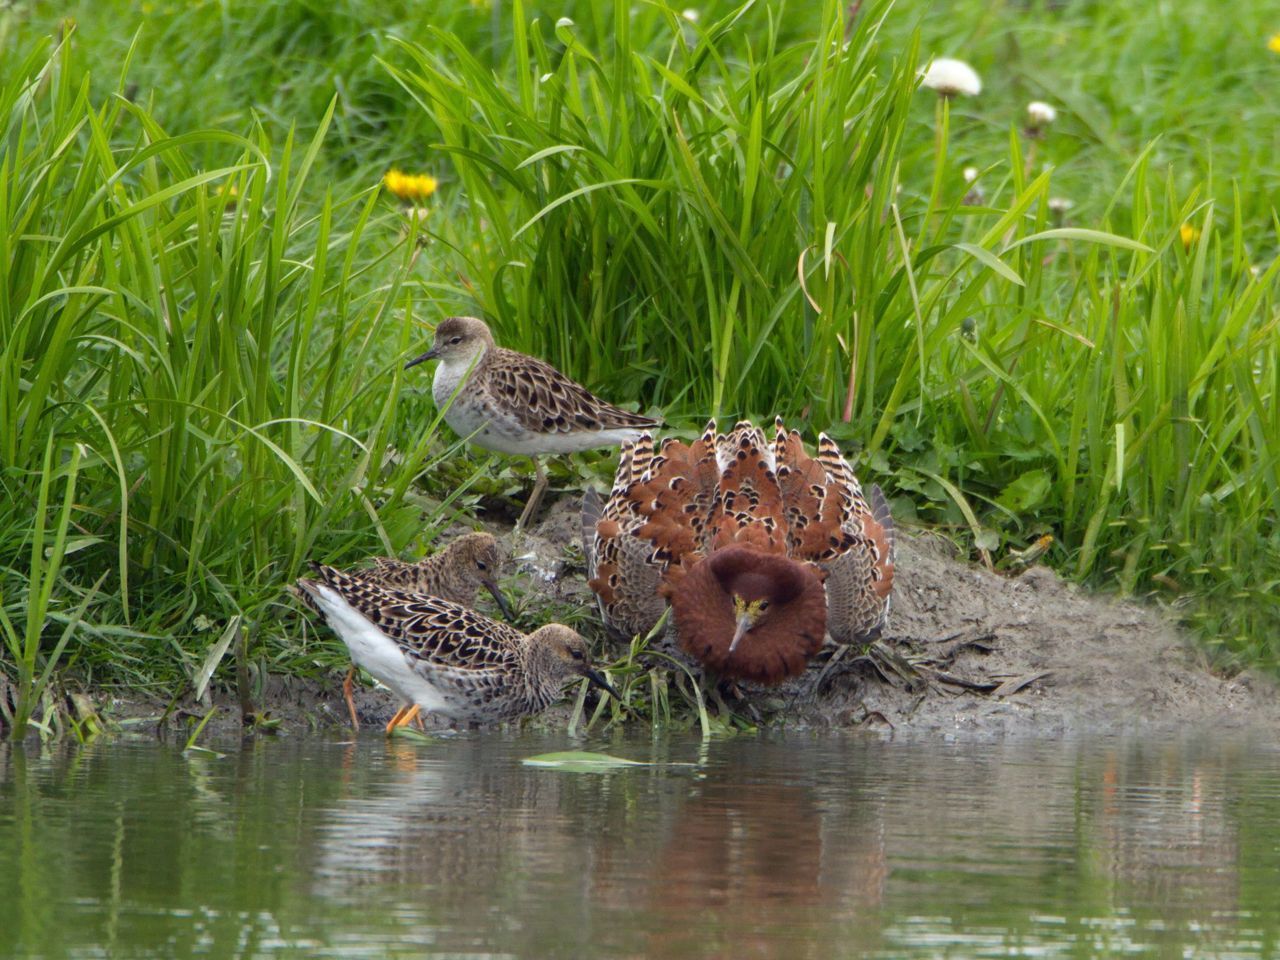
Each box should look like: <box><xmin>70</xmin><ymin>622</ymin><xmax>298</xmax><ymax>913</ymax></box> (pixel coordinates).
<box><xmin>586</xmin><ymin>435</ymin><xmax>668</xmax><ymax>638</ymax></box>
<box><xmin>305</xmin><ymin>564</ymin><xmax>522</xmax><ymax>671</ymax></box>
<box><xmin>703</xmin><ymin>422</ymin><xmax>787</xmax><ymax>555</ymax></box>
<box><xmin>806</xmin><ymin>436</ymin><xmax>895</xmax><ymax>644</ymax></box>
<box><xmin>360</xmin><ymin>555</ymin><xmax>435</xmax><ymax>593</ymax></box>
<box><xmin>482</xmin><ymin>348</ymin><xmax>660</xmax><ymax>435</ymax></box>
<box><xmin>632</xmin><ymin>421</ymin><xmax>720</xmax><ymax>576</ymax></box>
<box><xmin>772</xmin><ymin>418</ymin><xmax>855</xmax><ymax>563</ymax></box>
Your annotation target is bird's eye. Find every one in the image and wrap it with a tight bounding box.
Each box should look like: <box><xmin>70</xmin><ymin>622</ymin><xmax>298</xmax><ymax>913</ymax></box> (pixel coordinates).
<box><xmin>758</xmin><ymin>600</ymin><xmax>770</xmax><ymax>611</ymax></box>
<box><xmin>476</xmin><ymin>561</ymin><xmax>487</xmax><ymax>571</ymax></box>
<box><xmin>449</xmin><ymin>336</ymin><xmax>463</xmax><ymax>345</ymax></box>
<box><xmin>569</xmin><ymin>649</ymin><xmax>585</xmax><ymax>660</ymax></box>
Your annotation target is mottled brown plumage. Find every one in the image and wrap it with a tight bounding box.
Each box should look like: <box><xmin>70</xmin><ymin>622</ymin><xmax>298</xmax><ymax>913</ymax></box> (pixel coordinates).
<box><xmin>358</xmin><ymin>531</ymin><xmax>512</xmax><ymax>620</ymax></box>
<box><xmin>586</xmin><ymin>419</ymin><xmax>894</xmax><ymax>685</ymax></box>
<box><xmin>296</xmin><ymin>564</ymin><xmax>616</xmax><ymax>728</ymax></box>
<box><xmin>293</xmin><ymin>532</ymin><xmax>513</xmax><ymax>729</ymax></box>
<box><xmin>405</xmin><ymin>316</ymin><xmax>661</xmax><ymax>529</ymax></box>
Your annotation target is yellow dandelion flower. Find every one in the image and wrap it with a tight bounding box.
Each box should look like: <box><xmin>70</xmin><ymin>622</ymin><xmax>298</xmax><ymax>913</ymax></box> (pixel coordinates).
<box><xmin>1179</xmin><ymin>223</ymin><xmax>1199</xmax><ymax>249</ymax></box>
<box><xmin>383</xmin><ymin>169</ymin><xmax>439</xmax><ymax>203</ymax></box>
<box><xmin>217</xmin><ymin>182</ymin><xmax>239</xmax><ymax>209</ymax></box>
<box><xmin>1268</xmin><ymin>32</ymin><xmax>1280</xmax><ymax>54</ymax></box>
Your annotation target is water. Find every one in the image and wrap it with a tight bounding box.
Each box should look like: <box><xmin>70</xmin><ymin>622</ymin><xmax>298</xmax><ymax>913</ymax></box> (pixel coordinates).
<box><xmin>2</xmin><ymin>732</ymin><xmax>1279</xmax><ymax>959</ymax></box>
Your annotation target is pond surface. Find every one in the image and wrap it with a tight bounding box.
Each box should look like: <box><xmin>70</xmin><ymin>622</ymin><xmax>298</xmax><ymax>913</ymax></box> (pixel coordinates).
<box><xmin>2</xmin><ymin>731</ymin><xmax>1279</xmax><ymax>958</ymax></box>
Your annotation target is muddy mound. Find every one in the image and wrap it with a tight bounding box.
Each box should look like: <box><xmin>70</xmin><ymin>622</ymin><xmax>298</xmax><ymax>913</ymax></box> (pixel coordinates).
<box><xmin>526</xmin><ymin>499</ymin><xmax>1280</xmax><ymax>737</ymax></box>
<box><xmin>806</xmin><ymin>533</ymin><xmax>1280</xmax><ymax>735</ymax></box>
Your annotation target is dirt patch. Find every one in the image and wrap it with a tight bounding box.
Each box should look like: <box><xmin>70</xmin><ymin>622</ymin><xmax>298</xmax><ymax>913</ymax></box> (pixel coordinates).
<box><xmin>76</xmin><ymin>496</ymin><xmax>1280</xmax><ymax>741</ymax></box>
<box><xmin>796</xmin><ymin>532</ymin><xmax>1280</xmax><ymax>736</ymax></box>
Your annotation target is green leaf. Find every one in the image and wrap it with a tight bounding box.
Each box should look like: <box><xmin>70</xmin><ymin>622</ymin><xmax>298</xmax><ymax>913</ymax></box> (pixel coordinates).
<box><xmin>1003</xmin><ymin>228</ymin><xmax>1153</xmax><ymax>254</ymax></box>
<box><xmin>515</xmin><ymin>144</ymin><xmax>585</xmax><ymax>170</ymax></box>
<box><xmin>953</xmin><ymin>242</ymin><xmax>1025</xmax><ymax>286</ymax></box>
<box><xmin>522</xmin><ymin>751</ymin><xmax>649</xmax><ymax>771</ymax></box>
<box><xmin>998</xmin><ymin>469</ymin><xmax>1052</xmax><ymax>513</ymax></box>
<box><xmin>973</xmin><ymin>528</ymin><xmax>1001</xmax><ymax>552</ymax></box>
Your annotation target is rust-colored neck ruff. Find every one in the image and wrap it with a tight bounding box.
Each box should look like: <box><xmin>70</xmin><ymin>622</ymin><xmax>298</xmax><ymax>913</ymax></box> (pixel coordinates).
<box><xmin>669</xmin><ymin>545</ymin><xmax>826</xmax><ymax>684</ymax></box>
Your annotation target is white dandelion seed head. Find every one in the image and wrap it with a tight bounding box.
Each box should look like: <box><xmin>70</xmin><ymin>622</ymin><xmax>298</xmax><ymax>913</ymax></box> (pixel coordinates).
<box><xmin>963</xmin><ymin>166</ymin><xmax>979</xmax><ymax>183</ymax></box>
<box><xmin>681</xmin><ymin>8</ymin><xmax>699</xmax><ymax>22</ymax></box>
<box><xmin>1048</xmin><ymin>197</ymin><xmax>1073</xmax><ymax>214</ymax></box>
<box><xmin>1027</xmin><ymin>101</ymin><xmax>1058</xmax><ymax>126</ymax></box>
<box><xmin>920</xmin><ymin>58</ymin><xmax>982</xmax><ymax>97</ymax></box>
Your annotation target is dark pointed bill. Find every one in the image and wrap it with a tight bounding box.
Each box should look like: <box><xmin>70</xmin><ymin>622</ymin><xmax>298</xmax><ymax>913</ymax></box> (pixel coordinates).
<box><xmin>583</xmin><ymin>668</ymin><xmax>621</xmax><ymax>700</ymax></box>
<box><xmin>404</xmin><ymin>346</ymin><xmax>439</xmax><ymax>370</ymax></box>
<box><xmin>483</xmin><ymin>579</ymin><xmax>516</xmax><ymax>622</ymax></box>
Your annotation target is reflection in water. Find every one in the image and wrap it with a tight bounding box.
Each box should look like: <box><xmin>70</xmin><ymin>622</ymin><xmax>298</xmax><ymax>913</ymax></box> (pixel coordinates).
<box><xmin>1</xmin><ymin>734</ymin><xmax>1279</xmax><ymax>958</ymax></box>
<box><xmin>643</xmin><ymin>781</ymin><xmax>885</xmax><ymax>959</ymax></box>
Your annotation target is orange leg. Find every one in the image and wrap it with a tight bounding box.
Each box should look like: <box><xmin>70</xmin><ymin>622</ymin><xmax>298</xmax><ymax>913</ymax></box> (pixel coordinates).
<box><xmin>383</xmin><ymin>704</ymin><xmax>427</xmax><ymax>735</ymax></box>
<box><xmin>398</xmin><ymin>705</ymin><xmax>422</xmax><ymax>730</ymax></box>
<box><xmin>385</xmin><ymin>704</ymin><xmax>424</xmax><ymax>734</ymax></box>
<box><xmin>343</xmin><ymin>666</ymin><xmax>360</xmax><ymax>731</ymax></box>
<box><xmin>385</xmin><ymin>705</ymin><xmax>409</xmax><ymax>734</ymax></box>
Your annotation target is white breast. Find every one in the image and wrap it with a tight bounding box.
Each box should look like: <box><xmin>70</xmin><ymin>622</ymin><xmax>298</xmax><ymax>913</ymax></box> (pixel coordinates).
<box><xmin>307</xmin><ymin>584</ymin><xmax>453</xmax><ymax>715</ymax></box>
<box><xmin>431</xmin><ymin>357</ymin><xmax>473</xmax><ymax>411</ymax></box>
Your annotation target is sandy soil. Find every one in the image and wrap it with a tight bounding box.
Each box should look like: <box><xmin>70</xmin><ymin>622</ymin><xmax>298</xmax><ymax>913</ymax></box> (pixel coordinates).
<box><xmin>71</xmin><ymin>496</ymin><xmax>1280</xmax><ymax>741</ymax></box>
<box><xmin>799</xmin><ymin>532</ymin><xmax>1280</xmax><ymax>737</ymax></box>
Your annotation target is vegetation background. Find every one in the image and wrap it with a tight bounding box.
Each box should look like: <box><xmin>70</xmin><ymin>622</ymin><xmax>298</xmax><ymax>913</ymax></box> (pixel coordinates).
<box><xmin>1</xmin><ymin>0</ymin><xmax>1277</xmax><ymax>738</ymax></box>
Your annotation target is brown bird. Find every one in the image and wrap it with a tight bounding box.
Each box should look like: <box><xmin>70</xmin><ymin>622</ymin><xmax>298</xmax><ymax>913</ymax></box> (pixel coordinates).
<box><xmin>296</xmin><ymin>565</ymin><xmax>616</xmax><ymax>732</ymax></box>
<box><xmin>295</xmin><ymin>532</ymin><xmax>513</xmax><ymax>730</ymax></box>
<box><xmin>405</xmin><ymin>316</ymin><xmax>661</xmax><ymax>530</ymax></box>
<box><xmin>586</xmin><ymin>419</ymin><xmax>894</xmax><ymax>685</ymax></box>
<box><xmin>359</xmin><ymin>532</ymin><xmax>512</xmax><ymax>618</ymax></box>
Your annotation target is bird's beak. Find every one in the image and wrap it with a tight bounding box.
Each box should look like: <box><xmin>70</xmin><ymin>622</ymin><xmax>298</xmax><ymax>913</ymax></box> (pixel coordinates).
<box><xmin>583</xmin><ymin>667</ymin><xmax>621</xmax><ymax>700</ymax></box>
<box><xmin>404</xmin><ymin>345</ymin><xmax>440</xmax><ymax>369</ymax></box>
<box><xmin>483</xmin><ymin>578</ymin><xmax>515</xmax><ymax>622</ymax></box>
<box><xmin>728</xmin><ymin>610</ymin><xmax>753</xmax><ymax>654</ymax></box>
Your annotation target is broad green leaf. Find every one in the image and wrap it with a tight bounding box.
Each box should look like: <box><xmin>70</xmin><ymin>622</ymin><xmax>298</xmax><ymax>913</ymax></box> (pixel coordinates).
<box><xmin>998</xmin><ymin>469</ymin><xmax>1052</xmax><ymax>513</ymax></box>
<box><xmin>523</xmin><ymin>751</ymin><xmax>648</xmax><ymax>771</ymax></box>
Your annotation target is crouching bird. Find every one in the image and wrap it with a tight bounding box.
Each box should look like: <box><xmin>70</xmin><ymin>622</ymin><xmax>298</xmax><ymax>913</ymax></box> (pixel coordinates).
<box><xmin>293</xmin><ymin>532</ymin><xmax>513</xmax><ymax>730</ymax></box>
<box><xmin>584</xmin><ymin>419</ymin><xmax>894</xmax><ymax>685</ymax></box>
<box><xmin>296</xmin><ymin>564</ymin><xmax>618</xmax><ymax>732</ymax></box>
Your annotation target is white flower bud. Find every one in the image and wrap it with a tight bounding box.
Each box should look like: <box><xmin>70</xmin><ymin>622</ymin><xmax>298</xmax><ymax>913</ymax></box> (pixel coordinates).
<box><xmin>1027</xmin><ymin>101</ymin><xmax>1058</xmax><ymax>127</ymax></box>
<box><xmin>920</xmin><ymin>58</ymin><xmax>981</xmax><ymax>97</ymax></box>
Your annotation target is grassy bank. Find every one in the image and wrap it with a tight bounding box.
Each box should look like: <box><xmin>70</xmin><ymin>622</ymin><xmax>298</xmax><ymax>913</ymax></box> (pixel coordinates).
<box><xmin>1</xmin><ymin>0</ymin><xmax>1277</xmax><ymax>738</ymax></box>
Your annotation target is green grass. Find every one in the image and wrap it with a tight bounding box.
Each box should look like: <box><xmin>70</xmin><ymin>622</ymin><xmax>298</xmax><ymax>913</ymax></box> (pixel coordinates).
<box><xmin>0</xmin><ymin>28</ymin><xmax>471</xmax><ymax>736</ymax></box>
<box><xmin>0</xmin><ymin>0</ymin><xmax>1277</xmax><ymax>737</ymax></box>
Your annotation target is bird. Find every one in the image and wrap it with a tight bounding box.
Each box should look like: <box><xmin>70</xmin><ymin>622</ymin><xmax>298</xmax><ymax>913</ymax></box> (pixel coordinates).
<box><xmin>295</xmin><ymin>563</ymin><xmax>618</xmax><ymax>732</ymax></box>
<box><xmin>404</xmin><ymin>316</ymin><xmax>661</xmax><ymax>530</ymax></box>
<box><xmin>585</xmin><ymin>419</ymin><xmax>894</xmax><ymax>686</ymax></box>
<box><xmin>358</xmin><ymin>531</ymin><xmax>513</xmax><ymax>618</ymax></box>
<box><xmin>295</xmin><ymin>532</ymin><xmax>514</xmax><ymax>730</ymax></box>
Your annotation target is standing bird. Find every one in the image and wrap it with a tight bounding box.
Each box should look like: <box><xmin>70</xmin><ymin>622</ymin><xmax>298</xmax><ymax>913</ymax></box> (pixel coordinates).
<box><xmin>405</xmin><ymin>316</ymin><xmax>661</xmax><ymax>530</ymax></box>
<box><xmin>296</xmin><ymin>564</ymin><xmax>618</xmax><ymax>732</ymax></box>
<box><xmin>585</xmin><ymin>419</ymin><xmax>894</xmax><ymax>685</ymax></box>
<box><xmin>296</xmin><ymin>532</ymin><xmax>514</xmax><ymax>730</ymax></box>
